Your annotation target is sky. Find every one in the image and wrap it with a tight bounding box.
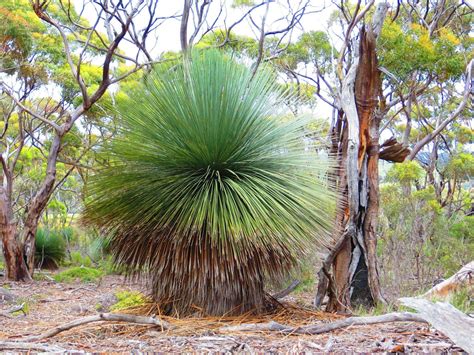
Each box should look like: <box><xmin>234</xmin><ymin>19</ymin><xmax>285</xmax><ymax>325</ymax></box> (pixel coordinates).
<box><xmin>78</xmin><ymin>0</ymin><xmax>333</xmax><ymax>56</ymax></box>
<box><xmin>76</xmin><ymin>0</ymin><xmax>337</xmax><ymax>116</ymax></box>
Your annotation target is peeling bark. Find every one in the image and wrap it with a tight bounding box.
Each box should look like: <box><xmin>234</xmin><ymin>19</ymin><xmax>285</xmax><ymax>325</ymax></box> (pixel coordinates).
<box><xmin>0</xmin><ymin>186</ymin><xmax>30</xmax><ymax>281</ymax></box>
<box><xmin>316</xmin><ymin>4</ymin><xmax>388</xmax><ymax>311</ymax></box>
<box><xmin>379</xmin><ymin>137</ymin><xmax>410</xmax><ymax>162</ymax></box>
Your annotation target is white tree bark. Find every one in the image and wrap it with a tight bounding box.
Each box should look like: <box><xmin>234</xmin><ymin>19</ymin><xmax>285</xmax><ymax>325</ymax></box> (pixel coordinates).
<box><xmin>400</xmin><ymin>297</ymin><xmax>474</xmax><ymax>353</ymax></box>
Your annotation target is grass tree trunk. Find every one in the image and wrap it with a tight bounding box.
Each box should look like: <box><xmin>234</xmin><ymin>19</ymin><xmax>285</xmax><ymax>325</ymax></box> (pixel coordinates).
<box><xmin>315</xmin><ymin>4</ymin><xmax>388</xmax><ymax>312</ymax></box>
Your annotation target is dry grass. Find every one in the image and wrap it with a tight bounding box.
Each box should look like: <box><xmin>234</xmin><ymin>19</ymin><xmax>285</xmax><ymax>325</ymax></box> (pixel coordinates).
<box><xmin>0</xmin><ymin>276</ymin><xmax>455</xmax><ymax>352</ymax></box>
<box><xmin>113</xmin><ymin>300</ymin><xmax>343</xmax><ymax>337</ymax></box>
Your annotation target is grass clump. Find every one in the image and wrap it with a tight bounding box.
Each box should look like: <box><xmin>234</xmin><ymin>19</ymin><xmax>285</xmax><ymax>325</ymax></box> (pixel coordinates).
<box><xmin>35</xmin><ymin>228</ymin><xmax>66</xmax><ymax>269</ymax></box>
<box><xmin>54</xmin><ymin>266</ymin><xmax>103</xmax><ymax>283</ymax></box>
<box><xmin>110</xmin><ymin>291</ymin><xmax>148</xmax><ymax>311</ymax></box>
<box><xmin>83</xmin><ymin>49</ymin><xmax>336</xmax><ymax>316</ymax></box>
<box><xmin>450</xmin><ymin>287</ymin><xmax>473</xmax><ymax>313</ymax></box>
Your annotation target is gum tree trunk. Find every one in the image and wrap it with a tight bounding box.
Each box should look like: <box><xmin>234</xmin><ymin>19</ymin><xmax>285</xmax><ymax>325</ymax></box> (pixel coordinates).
<box><xmin>0</xmin><ymin>184</ymin><xmax>31</xmax><ymax>281</ymax></box>
<box><xmin>1</xmin><ymin>131</ymin><xmax>62</xmax><ymax>280</ymax></box>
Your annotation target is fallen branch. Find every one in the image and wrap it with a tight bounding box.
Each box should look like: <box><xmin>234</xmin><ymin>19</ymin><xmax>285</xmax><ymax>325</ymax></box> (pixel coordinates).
<box><xmin>400</xmin><ymin>297</ymin><xmax>474</xmax><ymax>353</ymax></box>
<box><xmin>221</xmin><ymin>320</ymin><xmax>292</xmax><ymax>332</ymax></box>
<box><xmin>292</xmin><ymin>312</ymin><xmax>425</xmax><ymax>334</ymax></box>
<box><xmin>422</xmin><ymin>261</ymin><xmax>473</xmax><ymax>299</ymax></box>
<box><xmin>0</xmin><ymin>341</ymin><xmax>72</xmax><ymax>352</ymax></box>
<box><xmin>220</xmin><ymin>312</ymin><xmax>425</xmax><ymax>334</ymax></box>
<box><xmin>19</xmin><ymin>313</ymin><xmax>170</xmax><ymax>342</ymax></box>
<box><xmin>0</xmin><ymin>303</ymin><xmax>27</xmax><ymax>318</ymax></box>
<box><xmin>272</xmin><ymin>280</ymin><xmax>301</xmax><ymax>299</ymax></box>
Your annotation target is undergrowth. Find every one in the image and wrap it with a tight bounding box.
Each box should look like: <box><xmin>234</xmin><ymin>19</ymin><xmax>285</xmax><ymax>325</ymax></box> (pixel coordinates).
<box><xmin>54</xmin><ymin>266</ymin><xmax>103</xmax><ymax>283</ymax></box>
<box><xmin>354</xmin><ymin>286</ymin><xmax>473</xmax><ymax>316</ymax></box>
<box><xmin>431</xmin><ymin>286</ymin><xmax>473</xmax><ymax>313</ymax></box>
<box><xmin>110</xmin><ymin>291</ymin><xmax>148</xmax><ymax>311</ymax></box>
<box><xmin>69</xmin><ymin>251</ymin><xmax>93</xmax><ymax>267</ymax></box>
<box><xmin>35</xmin><ymin>229</ymin><xmax>66</xmax><ymax>269</ymax></box>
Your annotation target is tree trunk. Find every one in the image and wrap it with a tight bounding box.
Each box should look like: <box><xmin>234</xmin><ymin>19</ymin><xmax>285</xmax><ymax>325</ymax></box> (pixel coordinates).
<box><xmin>21</xmin><ymin>135</ymin><xmax>61</xmax><ymax>275</ymax></box>
<box><xmin>316</xmin><ymin>5</ymin><xmax>388</xmax><ymax>312</ymax></box>
<box><xmin>2</xmin><ymin>134</ymin><xmax>62</xmax><ymax>279</ymax></box>
<box><xmin>0</xmin><ymin>186</ymin><xmax>31</xmax><ymax>281</ymax></box>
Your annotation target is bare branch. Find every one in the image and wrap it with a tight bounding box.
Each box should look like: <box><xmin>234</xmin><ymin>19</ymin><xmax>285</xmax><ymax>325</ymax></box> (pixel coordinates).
<box><xmin>408</xmin><ymin>59</ymin><xmax>473</xmax><ymax>160</ymax></box>
<box><xmin>31</xmin><ymin>0</ymin><xmax>89</xmax><ymax>105</ymax></box>
<box><xmin>337</xmin><ymin>0</ymin><xmax>375</xmax><ymax>80</ymax></box>
<box><xmin>1</xmin><ymin>84</ymin><xmax>61</xmax><ymax>133</ymax></box>
<box><xmin>180</xmin><ymin>0</ymin><xmax>192</xmax><ymax>52</ymax></box>
<box><xmin>18</xmin><ymin>313</ymin><xmax>170</xmax><ymax>342</ymax></box>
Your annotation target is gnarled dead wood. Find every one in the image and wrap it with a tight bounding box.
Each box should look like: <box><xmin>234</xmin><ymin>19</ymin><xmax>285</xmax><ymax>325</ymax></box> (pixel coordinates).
<box><xmin>220</xmin><ymin>312</ymin><xmax>425</xmax><ymax>334</ymax></box>
<box><xmin>0</xmin><ymin>302</ymin><xmax>27</xmax><ymax>318</ymax></box>
<box><xmin>422</xmin><ymin>261</ymin><xmax>473</xmax><ymax>299</ymax></box>
<box><xmin>272</xmin><ymin>280</ymin><xmax>301</xmax><ymax>300</ymax></box>
<box><xmin>400</xmin><ymin>297</ymin><xmax>474</xmax><ymax>353</ymax></box>
<box><xmin>18</xmin><ymin>313</ymin><xmax>169</xmax><ymax>342</ymax></box>
<box><xmin>379</xmin><ymin>137</ymin><xmax>410</xmax><ymax>162</ymax></box>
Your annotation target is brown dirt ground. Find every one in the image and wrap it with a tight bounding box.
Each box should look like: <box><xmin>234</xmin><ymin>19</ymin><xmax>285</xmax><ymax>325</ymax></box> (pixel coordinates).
<box><xmin>0</xmin><ymin>274</ymin><xmax>461</xmax><ymax>353</ymax></box>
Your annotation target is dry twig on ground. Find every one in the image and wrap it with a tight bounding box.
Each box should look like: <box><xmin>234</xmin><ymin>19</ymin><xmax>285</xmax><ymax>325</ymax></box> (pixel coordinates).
<box><xmin>0</xmin><ymin>341</ymin><xmax>73</xmax><ymax>352</ymax></box>
<box><xmin>219</xmin><ymin>312</ymin><xmax>426</xmax><ymax>334</ymax></box>
<box><xmin>18</xmin><ymin>313</ymin><xmax>170</xmax><ymax>342</ymax></box>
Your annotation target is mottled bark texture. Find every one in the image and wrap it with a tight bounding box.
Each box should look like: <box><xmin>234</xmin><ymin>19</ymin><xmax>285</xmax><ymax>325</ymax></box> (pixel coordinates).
<box><xmin>1</xmin><ymin>134</ymin><xmax>61</xmax><ymax>280</ymax></box>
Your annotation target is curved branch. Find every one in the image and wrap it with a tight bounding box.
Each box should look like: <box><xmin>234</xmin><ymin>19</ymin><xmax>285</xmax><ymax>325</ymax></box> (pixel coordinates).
<box><xmin>1</xmin><ymin>84</ymin><xmax>61</xmax><ymax>133</ymax></box>
<box><xmin>408</xmin><ymin>59</ymin><xmax>473</xmax><ymax>160</ymax></box>
<box><xmin>19</xmin><ymin>313</ymin><xmax>170</xmax><ymax>342</ymax></box>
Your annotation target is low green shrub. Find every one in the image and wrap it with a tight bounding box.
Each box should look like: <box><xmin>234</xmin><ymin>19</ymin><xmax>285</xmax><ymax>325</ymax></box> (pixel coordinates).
<box><xmin>110</xmin><ymin>291</ymin><xmax>148</xmax><ymax>311</ymax></box>
<box><xmin>54</xmin><ymin>266</ymin><xmax>103</xmax><ymax>283</ymax></box>
<box><xmin>35</xmin><ymin>229</ymin><xmax>66</xmax><ymax>269</ymax></box>
<box><xmin>33</xmin><ymin>272</ymin><xmax>53</xmax><ymax>281</ymax></box>
<box><xmin>69</xmin><ymin>251</ymin><xmax>93</xmax><ymax>267</ymax></box>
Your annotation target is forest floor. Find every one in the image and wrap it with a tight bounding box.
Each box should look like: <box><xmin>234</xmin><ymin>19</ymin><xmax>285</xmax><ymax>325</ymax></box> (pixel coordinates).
<box><xmin>0</xmin><ymin>275</ymin><xmax>461</xmax><ymax>353</ymax></box>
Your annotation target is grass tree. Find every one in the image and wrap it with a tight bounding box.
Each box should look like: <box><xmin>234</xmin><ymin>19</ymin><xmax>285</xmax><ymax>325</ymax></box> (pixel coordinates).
<box><xmin>83</xmin><ymin>50</ymin><xmax>336</xmax><ymax>316</ymax></box>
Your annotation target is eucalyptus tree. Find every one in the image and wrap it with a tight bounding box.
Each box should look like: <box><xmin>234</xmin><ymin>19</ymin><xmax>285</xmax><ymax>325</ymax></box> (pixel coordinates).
<box><xmin>0</xmin><ymin>0</ymin><xmax>325</xmax><ymax>282</ymax></box>
<box><xmin>0</xmin><ymin>0</ymin><xmax>167</xmax><ymax>280</ymax></box>
<box><xmin>83</xmin><ymin>50</ymin><xmax>336</xmax><ymax>316</ymax></box>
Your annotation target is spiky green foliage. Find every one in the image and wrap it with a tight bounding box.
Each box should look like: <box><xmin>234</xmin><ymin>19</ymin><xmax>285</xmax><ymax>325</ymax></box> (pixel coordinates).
<box><xmin>84</xmin><ymin>50</ymin><xmax>336</xmax><ymax>315</ymax></box>
<box><xmin>35</xmin><ymin>229</ymin><xmax>66</xmax><ymax>269</ymax></box>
